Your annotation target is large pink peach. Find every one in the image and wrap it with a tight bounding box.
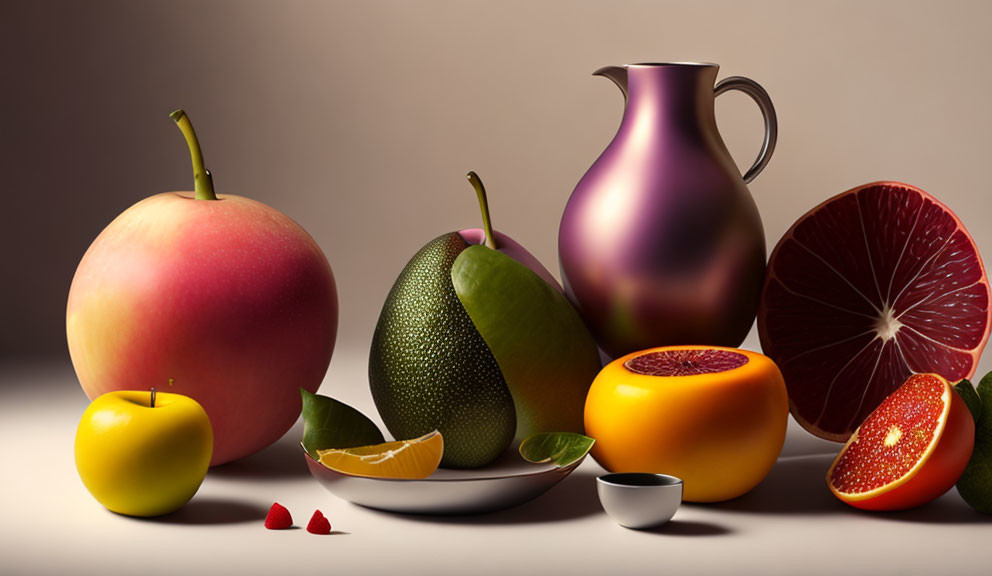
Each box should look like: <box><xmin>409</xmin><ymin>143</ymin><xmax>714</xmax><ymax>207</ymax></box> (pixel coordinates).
<box><xmin>67</xmin><ymin>111</ymin><xmax>337</xmax><ymax>466</ymax></box>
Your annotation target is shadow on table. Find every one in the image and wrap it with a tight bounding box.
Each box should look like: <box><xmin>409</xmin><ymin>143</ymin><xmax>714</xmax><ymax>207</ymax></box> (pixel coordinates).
<box><xmin>640</xmin><ymin>519</ymin><xmax>733</xmax><ymax>537</ymax></box>
<box><xmin>384</xmin><ymin>467</ymin><xmax>603</xmax><ymax>526</ymax></box>
<box><xmin>209</xmin><ymin>422</ymin><xmax>310</xmax><ymax>482</ymax></box>
<box><xmin>701</xmin><ymin>453</ymin><xmax>842</xmax><ymax>515</ymax></box>
<box><xmin>382</xmin><ymin>470</ymin><xmax>735</xmax><ymax>535</ymax></box>
<box><xmin>856</xmin><ymin>492</ymin><xmax>990</xmax><ymax>525</ymax></box>
<box><xmin>703</xmin><ymin>453</ymin><xmax>988</xmax><ymax>524</ymax></box>
<box><xmin>139</xmin><ymin>497</ymin><xmax>269</xmax><ymax>525</ymax></box>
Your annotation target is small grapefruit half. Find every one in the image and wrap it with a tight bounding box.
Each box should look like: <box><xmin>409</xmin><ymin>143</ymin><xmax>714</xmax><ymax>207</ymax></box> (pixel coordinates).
<box><xmin>826</xmin><ymin>373</ymin><xmax>974</xmax><ymax>511</ymax></box>
<box><xmin>759</xmin><ymin>182</ymin><xmax>991</xmax><ymax>441</ymax></box>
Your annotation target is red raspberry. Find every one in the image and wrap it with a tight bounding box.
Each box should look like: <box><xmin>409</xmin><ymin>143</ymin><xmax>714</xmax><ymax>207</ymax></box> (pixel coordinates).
<box><xmin>264</xmin><ymin>502</ymin><xmax>293</xmax><ymax>530</ymax></box>
<box><xmin>306</xmin><ymin>510</ymin><xmax>331</xmax><ymax>535</ymax></box>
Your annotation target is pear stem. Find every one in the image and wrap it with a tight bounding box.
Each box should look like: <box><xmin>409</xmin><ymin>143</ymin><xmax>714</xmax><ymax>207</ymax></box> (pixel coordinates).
<box><xmin>150</xmin><ymin>387</ymin><xmax>157</xmax><ymax>408</ymax></box>
<box><xmin>467</xmin><ymin>171</ymin><xmax>497</xmax><ymax>250</ymax></box>
<box><xmin>170</xmin><ymin>109</ymin><xmax>217</xmax><ymax>200</ymax></box>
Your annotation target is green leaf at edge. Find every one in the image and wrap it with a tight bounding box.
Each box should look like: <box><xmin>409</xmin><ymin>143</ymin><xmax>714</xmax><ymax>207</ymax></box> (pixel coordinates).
<box><xmin>519</xmin><ymin>432</ymin><xmax>595</xmax><ymax>468</ymax></box>
<box><xmin>957</xmin><ymin>371</ymin><xmax>992</xmax><ymax>514</ymax></box>
<box><xmin>953</xmin><ymin>379</ymin><xmax>983</xmax><ymax>423</ymax></box>
<box><xmin>300</xmin><ymin>389</ymin><xmax>385</xmax><ymax>459</ymax></box>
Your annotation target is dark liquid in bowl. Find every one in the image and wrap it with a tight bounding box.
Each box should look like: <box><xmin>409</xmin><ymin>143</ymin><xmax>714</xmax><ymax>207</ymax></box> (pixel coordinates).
<box><xmin>599</xmin><ymin>473</ymin><xmax>682</xmax><ymax>487</ymax></box>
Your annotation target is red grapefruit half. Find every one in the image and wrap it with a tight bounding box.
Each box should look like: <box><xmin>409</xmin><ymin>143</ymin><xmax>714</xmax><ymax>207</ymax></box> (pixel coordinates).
<box><xmin>826</xmin><ymin>373</ymin><xmax>974</xmax><ymax>511</ymax></box>
<box><xmin>759</xmin><ymin>182</ymin><xmax>990</xmax><ymax>441</ymax></box>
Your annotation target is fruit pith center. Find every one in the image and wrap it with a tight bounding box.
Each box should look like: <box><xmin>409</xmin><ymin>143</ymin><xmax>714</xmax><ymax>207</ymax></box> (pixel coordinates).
<box><xmin>883</xmin><ymin>426</ymin><xmax>902</xmax><ymax>447</ymax></box>
<box><xmin>874</xmin><ymin>305</ymin><xmax>903</xmax><ymax>341</ymax></box>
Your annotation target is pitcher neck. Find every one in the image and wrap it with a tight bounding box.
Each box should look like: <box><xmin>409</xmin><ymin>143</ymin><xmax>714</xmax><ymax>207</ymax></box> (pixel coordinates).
<box><xmin>624</xmin><ymin>63</ymin><xmax>720</xmax><ymax>131</ymax></box>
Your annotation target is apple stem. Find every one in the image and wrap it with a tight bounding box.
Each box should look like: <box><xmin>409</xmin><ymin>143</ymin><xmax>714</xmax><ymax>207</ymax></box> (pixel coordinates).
<box><xmin>170</xmin><ymin>109</ymin><xmax>217</xmax><ymax>201</ymax></box>
<box><xmin>467</xmin><ymin>171</ymin><xmax>497</xmax><ymax>250</ymax></box>
<box><xmin>150</xmin><ymin>387</ymin><xmax>157</xmax><ymax>408</ymax></box>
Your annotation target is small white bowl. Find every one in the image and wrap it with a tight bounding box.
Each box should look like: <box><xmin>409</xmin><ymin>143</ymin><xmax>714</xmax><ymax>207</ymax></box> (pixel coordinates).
<box><xmin>596</xmin><ymin>473</ymin><xmax>683</xmax><ymax>529</ymax></box>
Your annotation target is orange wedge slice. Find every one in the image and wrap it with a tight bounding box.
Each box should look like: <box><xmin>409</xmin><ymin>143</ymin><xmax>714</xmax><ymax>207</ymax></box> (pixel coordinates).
<box><xmin>316</xmin><ymin>431</ymin><xmax>443</xmax><ymax>479</ymax></box>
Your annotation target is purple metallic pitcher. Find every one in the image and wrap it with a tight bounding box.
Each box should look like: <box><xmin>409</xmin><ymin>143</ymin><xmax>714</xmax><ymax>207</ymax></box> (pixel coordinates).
<box><xmin>558</xmin><ymin>63</ymin><xmax>777</xmax><ymax>359</ymax></box>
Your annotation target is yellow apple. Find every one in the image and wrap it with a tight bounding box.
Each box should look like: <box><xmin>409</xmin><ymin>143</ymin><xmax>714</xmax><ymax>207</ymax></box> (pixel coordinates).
<box><xmin>74</xmin><ymin>389</ymin><xmax>213</xmax><ymax>517</ymax></box>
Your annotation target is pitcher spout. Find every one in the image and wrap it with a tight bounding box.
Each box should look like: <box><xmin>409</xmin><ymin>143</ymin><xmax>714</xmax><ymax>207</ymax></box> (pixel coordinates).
<box><xmin>593</xmin><ymin>66</ymin><xmax>628</xmax><ymax>100</ymax></box>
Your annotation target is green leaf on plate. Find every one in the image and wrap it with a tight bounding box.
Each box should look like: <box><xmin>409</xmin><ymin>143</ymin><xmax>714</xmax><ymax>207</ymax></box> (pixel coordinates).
<box><xmin>519</xmin><ymin>432</ymin><xmax>595</xmax><ymax>468</ymax></box>
<box><xmin>451</xmin><ymin>245</ymin><xmax>601</xmax><ymax>442</ymax></box>
<box><xmin>957</xmin><ymin>371</ymin><xmax>992</xmax><ymax>514</ymax></box>
<box><xmin>300</xmin><ymin>389</ymin><xmax>385</xmax><ymax>459</ymax></box>
<box><xmin>954</xmin><ymin>379</ymin><xmax>982</xmax><ymax>423</ymax></box>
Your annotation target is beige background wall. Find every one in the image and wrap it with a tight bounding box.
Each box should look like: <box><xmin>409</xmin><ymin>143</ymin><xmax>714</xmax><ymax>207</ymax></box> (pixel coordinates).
<box><xmin>4</xmin><ymin>0</ymin><xmax>991</xmax><ymax>364</ymax></box>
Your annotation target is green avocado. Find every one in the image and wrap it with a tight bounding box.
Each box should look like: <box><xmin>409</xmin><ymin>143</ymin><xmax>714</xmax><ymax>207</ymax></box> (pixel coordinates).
<box><xmin>369</xmin><ymin>232</ymin><xmax>516</xmax><ymax>469</ymax></box>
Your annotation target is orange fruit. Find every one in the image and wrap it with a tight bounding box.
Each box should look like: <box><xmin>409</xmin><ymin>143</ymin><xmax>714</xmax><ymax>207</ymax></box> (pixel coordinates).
<box><xmin>584</xmin><ymin>346</ymin><xmax>788</xmax><ymax>502</ymax></box>
<box><xmin>316</xmin><ymin>431</ymin><xmax>444</xmax><ymax>479</ymax></box>
<box><xmin>826</xmin><ymin>373</ymin><xmax>975</xmax><ymax>511</ymax></box>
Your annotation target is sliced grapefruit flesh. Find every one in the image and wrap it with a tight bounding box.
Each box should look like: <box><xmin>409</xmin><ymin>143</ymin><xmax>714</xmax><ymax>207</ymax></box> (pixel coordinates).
<box><xmin>759</xmin><ymin>182</ymin><xmax>991</xmax><ymax>441</ymax></box>
<box><xmin>316</xmin><ymin>431</ymin><xmax>443</xmax><ymax>479</ymax></box>
<box><xmin>623</xmin><ymin>348</ymin><xmax>750</xmax><ymax>376</ymax></box>
<box><xmin>826</xmin><ymin>373</ymin><xmax>974</xmax><ymax>511</ymax></box>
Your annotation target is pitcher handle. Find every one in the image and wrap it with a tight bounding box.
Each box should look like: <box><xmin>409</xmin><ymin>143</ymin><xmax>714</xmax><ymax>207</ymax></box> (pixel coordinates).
<box><xmin>714</xmin><ymin>76</ymin><xmax>777</xmax><ymax>184</ymax></box>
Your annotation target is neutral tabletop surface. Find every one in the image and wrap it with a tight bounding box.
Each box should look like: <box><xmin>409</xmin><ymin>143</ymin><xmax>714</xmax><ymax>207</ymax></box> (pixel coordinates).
<box><xmin>3</xmin><ymin>333</ymin><xmax>991</xmax><ymax>576</ymax></box>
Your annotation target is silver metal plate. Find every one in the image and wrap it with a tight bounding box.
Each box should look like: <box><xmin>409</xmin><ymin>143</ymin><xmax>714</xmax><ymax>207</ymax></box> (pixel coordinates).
<box><xmin>304</xmin><ymin>448</ymin><xmax>583</xmax><ymax>515</ymax></box>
